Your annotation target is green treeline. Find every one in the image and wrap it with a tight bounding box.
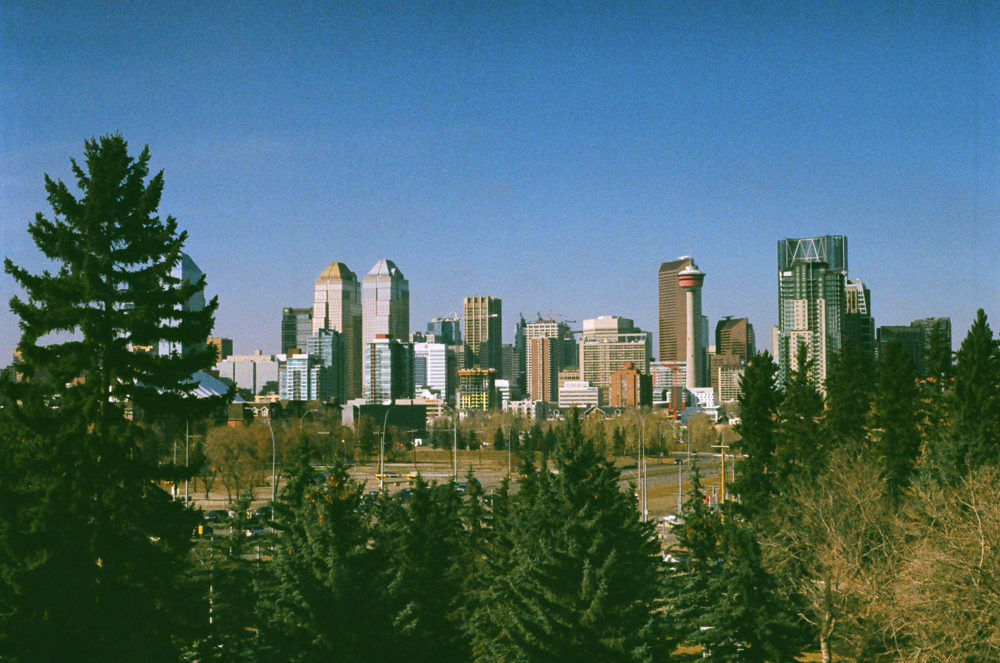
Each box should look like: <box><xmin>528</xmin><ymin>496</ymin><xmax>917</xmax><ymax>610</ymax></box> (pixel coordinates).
<box><xmin>2</xmin><ymin>137</ymin><xmax>999</xmax><ymax>661</ymax></box>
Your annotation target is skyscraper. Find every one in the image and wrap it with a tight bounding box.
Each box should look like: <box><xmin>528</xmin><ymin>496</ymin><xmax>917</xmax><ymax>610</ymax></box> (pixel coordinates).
<box><xmin>777</xmin><ymin>235</ymin><xmax>849</xmax><ymax>387</ymax></box>
<box><xmin>464</xmin><ymin>296</ymin><xmax>502</xmax><ymax>374</ymax></box>
<box><xmin>844</xmin><ymin>278</ymin><xmax>875</xmax><ymax>361</ymax></box>
<box><xmin>426</xmin><ymin>316</ymin><xmax>461</xmax><ymax>345</ymax></box>
<box><xmin>362</xmin><ymin>259</ymin><xmax>409</xmax><ymax>345</ymax></box>
<box><xmin>281</xmin><ymin>307</ymin><xmax>313</xmax><ymax>354</ymax></box>
<box><xmin>363</xmin><ymin>334</ymin><xmax>413</xmax><ymax>404</ymax></box>
<box><xmin>715</xmin><ymin>317</ymin><xmax>756</xmax><ymax>362</ymax></box>
<box><xmin>579</xmin><ymin>316</ymin><xmax>651</xmax><ymax>405</ymax></box>
<box><xmin>528</xmin><ymin>336</ymin><xmax>559</xmax><ymax>402</ymax></box>
<box><xmin>659</xmin><ymin>257</ymin><xmax>708</xmax><ymax>385</ymax></box>
<box><xmin>158</xmin><ymin>252</ymin><xmax>207</xmax><ymax>357</ymax></box>
<box><xmin>312</xmin><ymin>262</ymin><xmax>362</xmax><ymax>399</ymax></box>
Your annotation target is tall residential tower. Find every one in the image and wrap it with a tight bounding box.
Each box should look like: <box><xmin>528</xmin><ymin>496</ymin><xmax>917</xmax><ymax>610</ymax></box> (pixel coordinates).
<box><xmin>464</xmin><ymin>296</ymin><xmax>502</xmax><ymax>374</ymax></box>
<box><xmin>776</xmin><ymin>235</ymin><xmax>849</xmax><ymax>387</ymax></box>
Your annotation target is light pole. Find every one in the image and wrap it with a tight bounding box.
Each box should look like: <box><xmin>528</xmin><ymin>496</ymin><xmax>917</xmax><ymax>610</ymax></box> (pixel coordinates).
<box><xmin>441</xmin><ymin>402</ymin><xmax>459</xmax><ymax>482</ymax></box>
<box><xmin>675</xmin><ymin>458</ymin><xmax>684</xmax><ymax>514</ymax></box>
<box><xmin>631</xmin><ymin>410</ymin><xmax>658</xmax><ymax>522</ymax></box>
<box><xmin>264</xmin><ymin>412</ymin><xmax>277</xmax><ymax>517</ymax></box>
<box><xmin>379</xmin><ymin>406</ymin><xmax>393</xmax><ymax>491</ymax></box>
<box><xmin>299</xmin><ymin>407</ymin><xmax>319</xmax><ymax>429</ymax></box>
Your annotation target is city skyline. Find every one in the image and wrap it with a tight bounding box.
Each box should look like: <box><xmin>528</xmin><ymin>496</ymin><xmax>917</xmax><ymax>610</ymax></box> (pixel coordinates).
<box><xmin>2</xmin><ymin>4</ymin><xmax>997</xmax><ymax>362</ymax></box>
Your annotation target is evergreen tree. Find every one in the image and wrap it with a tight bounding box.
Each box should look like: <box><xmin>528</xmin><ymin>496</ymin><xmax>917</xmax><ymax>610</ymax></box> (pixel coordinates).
<box><xmin>823</xmin><ymin>339</ymin><xmax>875</xmax><ymax>451</ymax></box>
<box><xmin>870</xmin><ymin>340</ymin><xmax>921</xmax><ymax>504</ymax></box>
<box><xmin>0</xmin><ymin>136</ymin><xmax>218</xmax><ymax>662</ymax></box>
<box><xmin>468</xmin><ymin>410</ymin><xmax>671</xmax><ymax>662</ymax></box>
<box><xmin>613</xmin><ymin>425</ymin><xmax>627</xmax><ymax>457</ymax></box>
<box><xmin>730</xmin><ymin>353</ymin><xmax>782</xmax><ymax>521</ymax></box>
<box><xmin>920</xmin><ymin>319</ymin><xmax>956</xmax><ymax>481</ymax></box>
<box><xmin>257</xmin><ymin>447</ymin><xmax>386</xmax><ymax>662</ymax></box>
<box><xmin>375</xmin><ymin>477</ymin><xmax>469</xmax><ymax>662</ymax></box>
<box><xmin>702</xmin><ymin>522</ymin><xmax>805</xmax><ymax>661</ymax></box>
<box><xmin>664</xmin><ymin>462</ymin><xmax>721</xmax><ymax>649</ymax></box>
<box><xmin>774</xmin><ymin>343</ymin><xmax>825</xmax><ymax>490</ymax></box>
<box><xmin>182</xmin><ymin>494</ymin><xmax>261</xmax><ymax>662</ymax></box>
<box><xmin>945</xmin><ymin>309</ymin><xmax>1000</xmax><ymax>478</ymax></box>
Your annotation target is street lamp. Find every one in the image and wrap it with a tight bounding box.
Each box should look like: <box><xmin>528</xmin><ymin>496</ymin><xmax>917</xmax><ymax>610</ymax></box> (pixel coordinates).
<box><xmin>379</xmin><ymin>406</ymin><xmax>393</xmax><ymax>491</ymax></box>
<box><xmin>441</xmin><ymin>402</ymin><xmax>459</xmax><ymax>482</ymax></box>
<box><xmin>631</xmin><ymin>410</ymin><xmax>659</xmax><ymax>522</ymax></box>
<box><xmin>263</xmin><ymin>411</ymin><xmax>277</xmax><ymax>518</ymax></box>
<box><xmin>675</xmin><ymin>458</ymin><xmax>684</xmax><ymax>514</ymax></box>
<box><xmin>299</xmin><ymin>407</ymin><xmax>319</xmax><ymax>428</ymax></box>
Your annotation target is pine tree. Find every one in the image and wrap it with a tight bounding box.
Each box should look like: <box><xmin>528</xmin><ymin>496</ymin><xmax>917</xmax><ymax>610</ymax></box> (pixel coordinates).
<box><xmin>730</xmin><ymin>352</ymin><xmax>783</xmax><ymax>521</ymax></box>
<box><xmin>870</xmin><ymin>340</ymin><xmax>921</xmax><ymax>504</ymax></box>
<box><xmin>946</xmin><ymin>309</ymin><xmax>1000</xmax><ymax>478</ymax></box>
<box><xmin>0</xmin><ymin>136</ymin><xmax>219</xmax><ymax>662</ymax></box>
<box><xmin>468</xmin><ymin>410</ymin><xmax>671</xmax><ymax>662</ymax></box>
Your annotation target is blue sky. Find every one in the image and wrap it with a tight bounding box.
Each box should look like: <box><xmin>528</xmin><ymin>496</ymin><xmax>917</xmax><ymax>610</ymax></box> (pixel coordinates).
<box><xmin>2</xmin><ymin>2</ymin><xmax>998</xmax><ymax>361</ymax></box>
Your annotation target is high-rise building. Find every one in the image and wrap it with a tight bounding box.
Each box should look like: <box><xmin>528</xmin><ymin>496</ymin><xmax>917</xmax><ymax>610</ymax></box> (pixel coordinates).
<box><xmin>659</xmin><ymin>257</ymin><xmax>695</xmax><ymax>365</ymax></box>
<box><xmin>426</xmin><ymin>316</ymin><xmax>461</xmax><ymax>345</ymax></box>
<box><xmin>413</xmin><ymin>342</ymin><xmax>450</xmax><ymax>399</ymax></box>
<box><xmin>878</xmin><ymin>317</ymin><xmax>951</xmax><ymax>378</ymax></box>
<box><xmin>208</xmin><ymin>337</ymin><xmax>233</xmax><ymax>361</ymax></box>
<box><xmin>776</xmin><ymin>235</ymin><xmax>849</xmax><ymax>387</ymax></box>
<box><xmin>363</xmin><ymin>335</ymin><xmax>413</xmax><ymax>404</ymax></box>
<box><xmin>312</xmin><ymin>262</ymin><xmax>362</xmax><ymax>399</ymax></box>
<box><xmin>280</xmin><ymin>353</ymin><xmax>322</xmax><ymax>401</ymax></box>
<box><xmin>159</xmin><ymin>253</ymin><xmax>207</xmax><ymax>357</ymax></box>
<box><xmin>525</xmin><ymin>319</ymin><xmax>569</xmax><ymax>401</ymax></box>
<box><xmin>362</xmin><ymin>259</ymin><xmax>409</xmax><ymax>346</ymax></box>
<box><xmin>458</xmin><ymin>368</ymin><xmax>496</xmax><ymax>411</ymax></box>
<box><xmin>282</xmin><ymin>307</ymin><xmax>313</xmax><ymax>354</ymax></box>
<box><xmin>514</xmin><ymin>314</ymin><xmax>528</xmax><ymax>398</ymax></box>
<box><xmin>216</xmin><ymin>351</ymin><xmax>279</xmax><ymax>396</ymax></box>
<box><xmin>610</xmin><ymin>361</ymin><xmax>652</xmax><ymax>408</ymax></box>
<box><xmin>715</xmin><ymin>317</ymin><xmax>756</xmax><ymax>362</ymax></box>
<box><xmin>844</xmin><ymin>279</ymin><xmax>875</xmax><ymax>361</ymax></box>
<box><xmin>528</xmin><ymin>336</ymin><xmax>559</xmax><ymax>403</ymax></box>
<box><xmin>579</xmin><ymin>316</ymin><xmax>651</xmax><ymax>405</ymax></box>
<box><xmin>307</xmin><ymin>329</ymin><xmax>342</xmax><ymax>403</ymax></box>
<box><xmin>464</xmin><ymin>296</ymin><xmax>502</xmax><ymax>374</ymax></box>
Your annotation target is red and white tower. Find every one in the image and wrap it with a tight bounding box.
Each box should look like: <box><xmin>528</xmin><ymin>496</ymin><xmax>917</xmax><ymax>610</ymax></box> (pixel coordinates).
<box><xmin>677</xmin><ymin>264</ymin><xmax>705</xmax><ymax>391</ymax></box>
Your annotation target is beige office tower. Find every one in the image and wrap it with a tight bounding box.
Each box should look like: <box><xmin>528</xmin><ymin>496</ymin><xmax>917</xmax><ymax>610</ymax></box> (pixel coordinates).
<box><xmin>464</xmin><ymin>296</ymin><xmax>502</xmax><ymax>374</ymax></box>
<box><xmin>579</xmin><ymin>316</ymin><xmax>651</xmax><ymax>405</ymax></box>
<box><xmin>362</xmin><ymin>259</ymin><xmax>409</xmax><ymax>346</ymax></box>
<box><xmin>313</xmin><ymin>262</ymin><xmax>362</xmax><ymax>399</ymax></box>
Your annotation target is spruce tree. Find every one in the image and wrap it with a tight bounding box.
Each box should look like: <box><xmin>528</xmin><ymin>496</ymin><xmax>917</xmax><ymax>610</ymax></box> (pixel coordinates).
<box><xmin>870</xmin><ymin>340</ymin><xmax>921</xmax><ymax>504</ymax></box>
<box><xmin>823</xmin><ymin>339</ymin><xmax>875</xmax><ymax>452</ymax></box>
<box><xmin>0</xmin><ymin>135</ymin><xmax>219</xmax><ymax>662</ymax></box>
<box><xmin>468</xmin><ymin>410</ymin><xmax>671</xmax><ymax>662</ymax></box>
<box><xmin>774</xmin><ymin>343</ymin><xmax>825</xmax><ymax>490</ymax></box>
<box><xmin>730</xmin><ymin>352</ymin><xmax>782</xmax><ymax>521</ymax></box>
<box><xmin>946</xmin><ymin>309</ymin><xmax>1000</xmax><ymax>478</ymax></box>
<box><xmin>257</xmin><ymin>448</ymin><xmax>385</xmax><ymax>663</ymax></box>
<box><xmin>374</xmin><ymin>477</ymin><xmax>469</xmax><ymax>663</ymax></box>
<box><xmin>664</xmin><ymin>462</ymin><xmax>721</xmax><ymax>649</ymax></box>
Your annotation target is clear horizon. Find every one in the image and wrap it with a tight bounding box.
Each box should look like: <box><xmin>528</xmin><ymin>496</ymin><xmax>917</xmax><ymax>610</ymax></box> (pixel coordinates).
<box><xmin>3</xmin><ymin>3</ymin><xmax>997</xmax><ymax>361</ymax></box>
